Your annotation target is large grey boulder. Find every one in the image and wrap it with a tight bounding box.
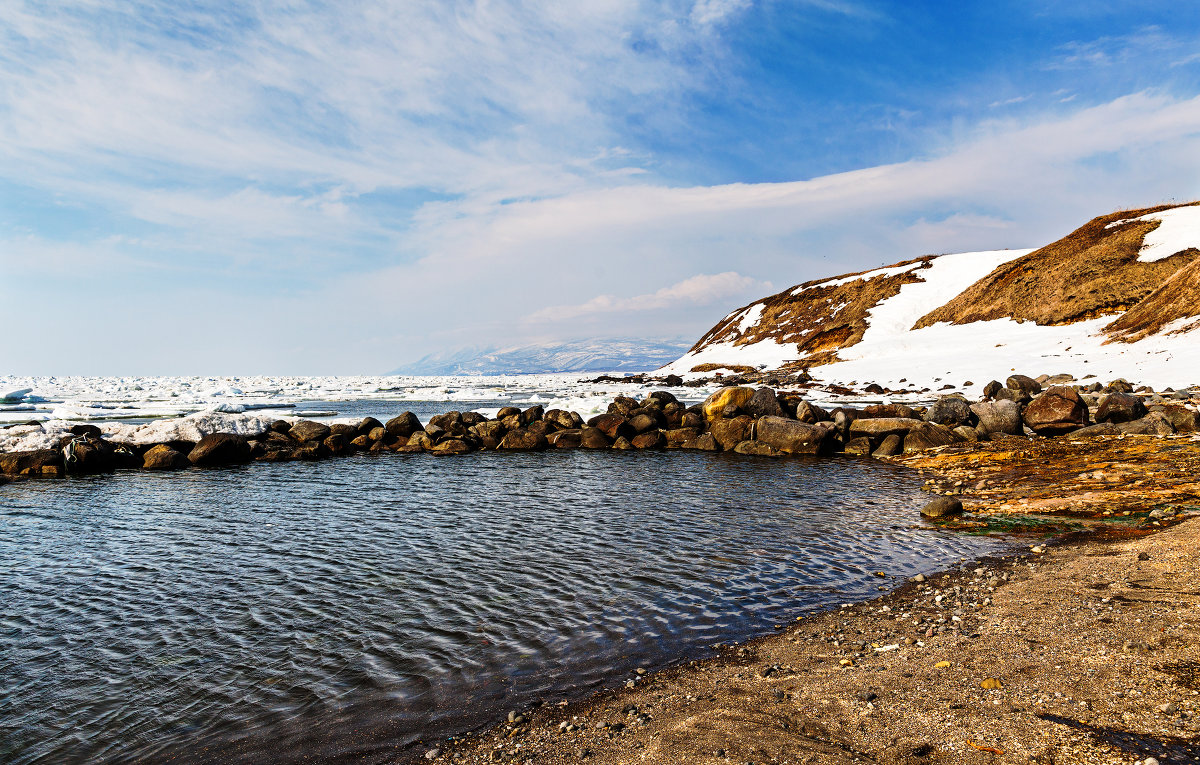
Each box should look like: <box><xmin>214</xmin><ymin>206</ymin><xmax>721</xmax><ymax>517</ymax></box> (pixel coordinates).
<box><xmin>971</xmin><ymin>399</ymin><xmax>1022</xmax><ymax>437</ymax></box>
<box><xmin>926</xmin><ymin>395</ymin><xmax>975</xmax><ymax>427</ymax></box>
<box><xmin>744</xmin><ymin>387</ymin><xmax>785</xmax><ymax>418</ymax></box>
<box><xmin>755</xmin><ymin>416</ymin><xmax>833</xmax><ymax>455</ymax></box>
<box><xmin>902</xmin><ymin>422</ymin><xmax>957</xmax><ymax>453</ymax></box>
<box><xmin>1096</xmin><ymin>393</ymin><xmax>1148</xmax><ymax>424</ymax></box>
<box><xmin>848</xmin><ymin>417</ymin><xmax>923</xmax><ymax>442</ymax></box>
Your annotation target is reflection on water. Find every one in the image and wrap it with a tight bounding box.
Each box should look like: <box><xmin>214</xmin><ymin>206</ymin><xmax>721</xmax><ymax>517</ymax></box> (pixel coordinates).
<box><xmin>0</xmin><ymin>450</ymin><xmax>1006</xmax><ymax>763</ymax></box>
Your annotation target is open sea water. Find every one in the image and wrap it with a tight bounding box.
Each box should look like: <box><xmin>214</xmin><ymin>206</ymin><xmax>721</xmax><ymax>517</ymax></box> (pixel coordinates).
<box><xmin>1</xmin><ymin>443</ymin><xmax>1008</xmax><ymax>764</ymax></box>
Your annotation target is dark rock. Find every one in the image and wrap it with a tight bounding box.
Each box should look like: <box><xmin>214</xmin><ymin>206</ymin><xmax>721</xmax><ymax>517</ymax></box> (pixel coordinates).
<box><xmin>1070</xmin><ymin>422</ymin><xmax>1121</xmax><ymax>437</ymax></box>
<box><xmin>744</xmin><ymin>387</ymin><xmax>785</xmax><ymax>418</ymax></box>
<box><xmin>351</xmin><ymin>435</ymin><xmax>372</xmax><ymax>449</ymax></box>
<box><xmin>921</xmin><ymin>496</ymin><xmax>964</xmax><ymax>519</ymax></box>
<box><xmin>428</xmin><ymin>412</ymin><xmax>464</xmax><ymax>431</ymax></box>
<box><xmin>385</xmin><ymin>412</ymin><xmax>423</xmax><ymax>438</ymax></box>
<box><xmin>329</xmin><ymin>423</ymin><xmax>357</xmax><ymax>438</ymax></box>
<box><xmin>681</xmin><ymin>433</ymin><xmax>719</xmax><ymax>451</ymax></box>
<box><xmin>628</xmin><ymin>413</ymin><xmax>658</xmax><ymax>433</ymax></box>
<box><xmin>863</xmin><ymin>403</ymin><xmax>919</xmax><ymax>420</ymax></box>
<box><xmin>648</xmin><ymin>390</ymin><xmax>679</xmax><ymax>405</ymax></box>
<box><xmin>709</xmin><ymin>416</ymin><xmax>754</xmax><ymax>451</ymax></box>
<box><xmin>982</xmin><ymin>380</ymin><xmax>1003</xmax><ymax>399</ymax></box>
<box><xmin>926</xmin><ymin>395</ymin><xmax>975</xmax><ymax>427</ymax></box>
<box><xmin>547</xmin><ymin>429</ymin><xmax>582</xmax><ymax>448</ymax></box>
<box><xmin>519</xmin><ymin>406</ymin><xmax>545</xmax><ymax>426</ymax></box>
<box><xmin>631</xmin><ymin>431</ymin><xmax>665</xmax><ymax>449</ymax></box>
<box><xmin>848</xmin><ymin>417</ymin><xmax>923</xmax><ymax>443</ymax></box>
<box><xmin>755</xmin><ymin>416</ymin><xmax>832</xmax><ymax>454</ymax></box>
<box><xmin>608</xmin><ymin>396</ymin><xmax>639</xmax><ymax>416</ymax></box>
<box><xmin>832</xmin><ymin>408</ymin><xmax>859</xmax><ymax>436</ymax></box>
<box><xmin>733</xmin><ymin>440</ymin><xmax>781</xmax><ymax>456</ymax></box>
<box><xmin>1023</xmin><ymin>386</ymin><xmax>1090</xmax><ymax>436</ymax></box>
<box><xmin>357</xmin><ymin>417</ymin><xmax>384</xmax><ymax>435</ymax></box>
<box><xmin>498</xmin><ymin>428</ymin><xmax>548</xmax><ymax>451</ymax></box>
<box><xmin>1044</xmin><ymin>373</ymin><xmax>1075</xmax><ymax>385</ymax></box>
<box><xmin>993</xmin><ymin>387</ymin><xmax>1031</xmax><ymax>405</ymax></box>
<box><xmin>872</xmin><ymin>434</ymin><xmax>903</xmax><ymax>457</ymax></box>
<box><xmin>474</xmin><ymin>421</ymin><xmax>507</xmax><ymax>441</ymax></box>
<box><xmin>1006</xmin><ymin>375</ymin><xmax>1042</xmax><ymax>397</ymax></box>
<box><xmin>1151</xmin><ymin>404</ymin><xmax>1200</xmax><ymax>433</ymax></box>
<box><xmin>0</xmin><ymin>449</ymin><xmax>65</xmax><ymax>477</ymax></box>
<box><xmin>368</xmin><ymin>426</ymin><xmax>388</xmax><ymax>442</ymax></box>
<box><xmin>612</xmin><ymin>435</ymin><xmax>635</xmax><ymax>450</ymax></box>
<box><xmin>794</xmin><ymin>401</ymin><xmax>829</xmax><ymax>424</ymax></box>
<box><xmin>864</xmin><ymin>383</ymin><xmax>885</xmax><ymax>394</ymax></box>
<box><xmin>589</xmin><ymin>414</ymin><xmax>636</xmax><ymax>441</ymax></box>
<box><xmin>579</xmin><ymin>427</ymin><xmax>611</xmax><ymax>449</ymax></box>
<box><xmin>971</xmin><ymin>400</ymin><xmax>1022</xmax><ymax>436</ymax></box>
<box><xmin>544</xmin><ymin>409</ymin><xmax>577</xmax><ymax>430</ymax></box>
<box><xmin>843</xmin><ymin>437</ymin><xmax>872</xmax><ymax>456</ymax></box>
<box><xmin>902</xmin><ymin>422</ymin><xmax>957</xmax><ymax>453</ymax></box>
<box><xmin>1106</xmin><ymin>378</ymin><xmax>1135</xmax><ymax>393</ymax></box>
<box><xmin>496</xmin><ymin>407</ymin><xmax>521</xmax><ymax>420</ymax></box>
<box><xmin>69</xmin><ymin>424</ymin><xmax>102</xmax><ymax>438</ymax></box>
<box><xmin>323</xmin><ymin>434</ymin><xmax>351</xmax><ymax>456</ymax></box>
<box><xmin>1096</xmin><ymin>393</ymin><xmax>1148</xmax><ymax>424</ymax></box>
<box><xmin>63</xmin><ymin>437</ymin><xmax>117</xmax><ymax>474</ymax></box>
<box><xmin>270</xmin><ymin>420</ymin><xmax>292</xmax><ymax>434</ymax></box>
<box><xmin>461</xmin><ymin>411</ymin><xmax>487</xmax><ymax>427</ymax></box>
<box><xmin>681</xmin><ymin>411</ymin><xmax>705</xmax><ymax>430</ymax></box>
<box><xmin>140</xmin><ymin>446</ymin><xmax>187</xmax><ymax>470</ymax></box>
<box><xmin>188</xmin><ymin>433</ymin><xmax>252</xmax><ymax>467</ymax></box>
<box><xmin>663</xmin><ymin>427</ymin><xmax>700</xmax><ymax>446</ymax></box>
<box><xmin>952</xmin><ymin>426</ymin><xmax>978</xmax><ymax>442</ymax></box>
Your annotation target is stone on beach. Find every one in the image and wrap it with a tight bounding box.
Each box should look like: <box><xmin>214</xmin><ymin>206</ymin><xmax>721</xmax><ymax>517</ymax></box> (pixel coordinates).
<box><xmin>142</xmin><ymin>444</ymin><xmax>190</xmax><ymax>470</ymax></box>
<box><xmin>1022</xmin><ymin>385</ymin><xmax>1090</xmax><ymax>436</ymax></box>
<box><xmin>754</xmin><ymin>416</ymin><xmax>832</xmax><ymax>454</ymax></box>
<box><xmin>187</xmin><ymin>433</ymin><xmax>252</xmax><ymax>467</ymax></box>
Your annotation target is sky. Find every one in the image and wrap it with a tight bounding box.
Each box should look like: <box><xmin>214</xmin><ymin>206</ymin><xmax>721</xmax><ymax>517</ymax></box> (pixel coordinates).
<box><xmin>2</xmin><ymin>0</ymin><xmax>1200</xmax><ymax>375</ymax></box>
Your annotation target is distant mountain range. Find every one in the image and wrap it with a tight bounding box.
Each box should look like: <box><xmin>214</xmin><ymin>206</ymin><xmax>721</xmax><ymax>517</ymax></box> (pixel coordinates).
<box><xmin>389</xmin><ymin>338</ymin><xmax>693</xmax><ymax>376</ymax></box>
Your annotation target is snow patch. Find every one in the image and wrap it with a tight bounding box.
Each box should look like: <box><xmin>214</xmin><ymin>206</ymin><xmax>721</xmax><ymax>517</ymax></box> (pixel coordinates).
<box><xmin>1106</xmin><ymin>206</ymin><xmax>1200</xmax><ymax>263</ymax></box>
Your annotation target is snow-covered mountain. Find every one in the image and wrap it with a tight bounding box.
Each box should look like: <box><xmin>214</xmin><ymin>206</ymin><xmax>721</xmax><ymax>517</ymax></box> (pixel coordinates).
<box><xmin>390</xmin><ymin>338</ymin><xmax>693</xmax><ymax>376</ymax></box>
<box><xmin>661</xmin><ymin>201</ymin><xmax>1200</xmax><ymax>389</ymax></box>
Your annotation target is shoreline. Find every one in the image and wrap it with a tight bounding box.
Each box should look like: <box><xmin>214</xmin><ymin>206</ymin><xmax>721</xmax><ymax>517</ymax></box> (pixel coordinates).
<box><xmin>416</xmin><ymin>435</ymin><xmax>1200</xmax><ymax>765</ymax></box>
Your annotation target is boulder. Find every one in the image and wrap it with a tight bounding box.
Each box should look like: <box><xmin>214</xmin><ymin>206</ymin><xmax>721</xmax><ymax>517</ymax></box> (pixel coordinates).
<box><xmin>1116</xmin><ymin>413</ymin><xmax>1175</xmax><ymax>436</ymax></box>
<box><xmin>608</xmin><ymin>396</ymin><xmax>639</xmax><ymax>416</ymax></box>
<box><xmin>547</xmin><ymin>429</ymin><xmax>582</xmax><ymax>448</ymax></box>
<box><xmin>1106</xmin><ymin>378</ymin><xmax>1135</xmax><ymax>393</ymax></box>
<box><xmin>709</xmin><ymin>416</ymin><xmax>754</xmax><ymax>451</ymax></box>
<box><xmin>290</xmin><ymin>420</ymin><xmax>331</xmax><ymax>443</ymax></box>
<box><xmin>351</xmin><ymin>435</ymin><xmax>372</xmax><ymax>449</ymax></box>
<box><xmin>544</xmin><ymin>409</ymin><xmax>577</xmax><ymax>430</ymax></box>
<box><xmin>385</xmin><ymin>412</ymin><xmax>423</xmax><ymax>438</ymax></box>
<box><xmin>1006</xmin><ymin>375</ymin><xmax>1042</xmax><ymax>397</ymax></box>
<box><xmin>1152</xmin><ymin>404</ymin><xmax>1200</xmax><ymax>433</ymax></box>
<box><xmin>401</xmin><ymin>431</ymin><xmax>434</xmax><ymax>451</ymax></box>
<box><xmin>952</xmin><ymin>426</ymin><xmax>978</xmax><ymax>442</ymax></box>
<box><xmin>525</xmin><ymin>420</ymin><xmax>553</xmax><ymax>438</ymax></box>
<box><xmin>579</xmin><ymin>427</ymin><xmax>611</xmax><ymax>449</ymax></box>
<box><xmin>1044</xmin><ymin>373</ymin><xmax>1075</xmax><ymax>385</ymax></box>
<box><xmin>519</xmin><ymin>406</ymin><xmax>545</xmax><ymax>426</ymax></box>
<box><xmin>612</xmin><ymin>436</ymin><xmax>635</xmax><ymax>450</ymax></box>
<box><xmin>461</xmin><ymin>411</ymin><xmax>487</xmax><ymax>427</ymax></box>
<box><xmin>69</xmin><ymin>424</ymin><xmax>103</xmax><ymax>438</ymax></box>
<box><xmin>744</xmin><ymin>387</ymin><xmax>784</xmax><ymax>418</ymax></box>
<box><xmin>496</xmin><ymin>406</ymin><xmax>521</xmax><ymax>420</ymax></box>
<box><xmin>926</xmin><ymin>395</ymin><xmax>975</xmax><ymax>427</ymax></box>
<box><xmin>755</xmin><ymin>416</ymin><xmax>832</xmax><ymax>455</ymax></box>
<box><xmin>848</xmin><ymin>417</ymin><xmax>924</xmax><ymax>443</ymax></box>
<box><xmin>329</xmin><ymin>423</ymin><xmax>357</xmax><ymax>439</ymax></box>
<box><xmin>681</xmin><ymin>411</ymin><xmax>705</xmax><ymax>430</ymax></box>
<box><xmin>902</xmin><ymin>422</ymin><xmax>957</xmax><ymax>453</ymax></box>
<box><xmin>0</xmin><ymin>449</ymin><xmax>65</xmax><ymax>477</ymax></box>
<box><xmin>920</xmin><ymin>496</ymin><xmax>964</xmax><ymax>519</ymax></box>
<box><xmin>270</xmin><ymin>420</ymin><xmax>292</xmax><ymax>434</ymax></box>
<box><xmin>428</xmin><ymin>412</ymin><xmax>464</xmax><ymax>431</ymax></box>
<box><xmin>323</xmin><ymin>434</ymin><xmax>352</xmax><ymax>456</ymax></box>
<box><xmin>631</xmin><ymin>430</ymin><xmax>666</xmax><ymax>450</ymax></box>
<box><xmin>843</xmin><ymin>437</ymin><xmax>872</xmax><ymax>456</ymax></box>
<box><xmin>357</xmin><ymin>417</ymin><xmax>384</xmax><ymax>435</ymax></box>
<box><xmin>733</xmin><ymin>440</ymin><xmax>781</xmax><ymax>457</ymax></box>
<box><xmin>872</xmin><ymin>434</ymin><xmax>903</xmax><ymax>457</ymax></box>
<box><xmin>663</xmin><ymin>428</ymin><xmax>700</xmax><ymax>447</ymax></box>
<box><xmin>188</xmin><ymin>433</ymin><xmax>252</xmax><ymax>467</ymax></box>
<box><xmin>1022</xmin><ymin>386</ymin><xmax>1090</xmax><ymax>436</ymax></box>
<box><xmin>794</xmin><ymin>401</ymin><xmax>829</xmax><ymax>424</ymax></box>
<box><xmin>971</xmin><ymin>400</ymin><xmax>1022</xmax><ymax>436</ymax></box>
<box><xmin>832</xmin><ymin>408</ymin><xmax>859</xmax><ymax>436</ymax></box>
<box><xmin>474</xmin><ymin>420</ymin><xmax>507</xmax><ymax>441</ymax></box>
<box><xmin>648</xmin><ymin>390</ymin><xmax>679</xmax><ymax>405</ymax></box>
<box><xmin>589</xmin><ymin>413</ymin><xmax>636</xmax><ymax>441</ymax></box>
<box><xmin>498</xmin><ymin>428</ymin><xmax>548</xmax><ymax>451</ymax></box>
<box><xmin>1096</xmin><ymin>393</ymin><xmax>1148</xmax><ymax>424</ymax></box>
<box><xmin>702</xmin><ymin>386</ymin><xmax>756</xmax><ymax>421</ymax></box>
<box><xmin>141</xmin><ymin>444</ymin><xmax>190</xmax><ymax>470</ymax></box>
<box><xmin>1071</xmin><ymin>422</ymin><xmax>1121</xmax><ymax>437</ymax></box>
<box><xmin>993</xmin><ymin>387</ymin><xmax>1031</xmax><ymax>404</ymax></box>
<box><xmin>681</xmin><ymin>433</ymin><xmax>720</xmax><ymax>451</ymax></box>
<box><xmin>863</xmin><ymin>403</ymin><xmax>919</xmax><ymax>420</ymax></box>
<box><xmin>982</xmin><ymin>380</ymin><xmax>1003</xmax><ymax>399</ymax></box>
<box><xmin>431</xmin><ymin>439</ymin><xmax>471</xmax><ymax>455</ymax></box>
<box><xmin>628</xmin><ymin>413</ymin><xmax>658</xmax><ymax>433</ymax></box>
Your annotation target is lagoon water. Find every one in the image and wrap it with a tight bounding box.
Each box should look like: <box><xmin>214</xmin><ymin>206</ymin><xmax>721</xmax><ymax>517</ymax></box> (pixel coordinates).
<box><xmin>1</xmin><ymin>448</ymin><xmax>1007</xmax><ymax>764</ymax></box>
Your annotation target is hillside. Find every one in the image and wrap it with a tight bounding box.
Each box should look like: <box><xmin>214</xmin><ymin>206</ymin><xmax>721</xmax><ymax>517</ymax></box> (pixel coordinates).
<box><xmin>661</xmin><ymin>201</ymin><xmax>1200</xmax><ymax>389</ymax></box>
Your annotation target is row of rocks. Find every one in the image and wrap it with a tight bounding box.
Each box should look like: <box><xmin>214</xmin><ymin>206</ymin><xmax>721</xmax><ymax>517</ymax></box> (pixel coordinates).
<box><xmin>1</xmin><ymin>376</ymin><xmax>1196</xmax><ymax>481</ymax></box>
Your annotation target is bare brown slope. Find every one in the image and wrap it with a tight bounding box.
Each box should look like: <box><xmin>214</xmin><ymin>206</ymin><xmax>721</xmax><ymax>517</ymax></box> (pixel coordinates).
<box><xmin>914</xmin><ymin>202</ymin><xmax>1200</xmax><ymax>330</ymax></box>
<box><xmin>1105</xmin><ymin>257</ymin><xmax>1200</xmax><ymax>342</ymax></box>
<box><xmin>687</xmin><ymin>256</ymin><xmax>934</xmax><ymax>369</ymax></box>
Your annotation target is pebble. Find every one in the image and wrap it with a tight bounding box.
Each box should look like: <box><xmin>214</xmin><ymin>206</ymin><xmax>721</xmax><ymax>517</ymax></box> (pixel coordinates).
<box><xmin>425</xmin><ymin>749</ymin><xmax>440</xmax><ymax>760</ymax></box>
<box><xmin>912</xmin><ymin>574</ymin><xmax>926</xmax><ymax>583</ymax></box>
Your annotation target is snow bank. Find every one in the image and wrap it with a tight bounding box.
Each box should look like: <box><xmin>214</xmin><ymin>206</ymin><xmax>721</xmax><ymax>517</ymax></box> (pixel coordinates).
<box><xmin>1107</xmin><ymin>205</ymin><xmax>1200</xmax><ymax>263</ymax></box>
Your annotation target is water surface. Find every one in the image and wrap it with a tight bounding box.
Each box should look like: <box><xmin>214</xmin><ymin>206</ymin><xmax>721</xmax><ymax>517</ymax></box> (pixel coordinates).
<box><xmin>1</xmin><ymin>450</ymin><xmax>1006</xmax><ymax>763</ymax></box>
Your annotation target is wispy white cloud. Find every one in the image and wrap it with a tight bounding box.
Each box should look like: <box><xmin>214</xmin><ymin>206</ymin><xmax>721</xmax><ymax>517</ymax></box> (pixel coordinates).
<box><xmin>524</xmin><ymin>272</ymin><xmax>772</xmax><ymax>323</ymax></box>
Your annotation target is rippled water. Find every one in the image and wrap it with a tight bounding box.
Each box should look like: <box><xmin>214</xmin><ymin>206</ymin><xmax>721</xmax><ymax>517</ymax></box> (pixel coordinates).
<box><xmin>0</xmin><ymin>450</ymin><xmax>1007</xmax><ymax>764</ymax></box>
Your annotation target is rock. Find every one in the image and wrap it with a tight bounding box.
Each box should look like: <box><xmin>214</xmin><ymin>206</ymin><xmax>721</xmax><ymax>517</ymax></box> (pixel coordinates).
<box><xmin>1151</xmin><ymin>404</ymin><xmax>1200</xmax><ymax>433</ymax></box>
<box><xmin>755</xmin><ymin>416</ymin><xmax>832</xmax><ymax>454</ymax></box>
<box><xmin>628</xmin><ymin>413</ymin><xmax>658</xmax><ymax>433</ymax></box>
<box><xmin>631</xmin><ymin>430</ymin><xmax>666</xmax><ymax>449</ymax></box>
<box><xmin>1044</xmin><ymin>373</ymin><xmax>1075</xmax><ymax>385</ymax></box>
<box><xmin>733</xmin><ymin>440</ymin><xmax>781</xmax><ymax>456</ymax></box>
<box><xmin>992</xmin><ymin>386</ymin><xmax>1030</xmax><ymax>404</ymax></box>
<box><xmin>843</xmin><ymin>437</ymin><xmax>872</xmax><ymax>456</ymax></box>
<box><xmin>519</xmin><ymin>406</ymin><xmax>545</xmax><ymax>426</ymax></box>
<box><xmin>1106</xmin><ymin>378</ymin><xmax>1134</xmax><ymax>393</ymax></box>
<box><xmin>1022</xmin><ymin>385</ymin><xmax>1090</xmax><ymax>436</ymax></box>
<box><xmin>69</xmin><ymin>424</ymin><xmax>103</xmax><ymax>438</ymax></box>
<box><xmin>982</xmin><ymin>380</ymin><xmax>1003</xmax><ymax>399</ymax></box>
<box><xmin>498</xmin><ymin>428</ymin><xmax>547</xmax><ymax>451</ymax></box>
<box><xmin>525</xmin><ymin>420</ymin><xmax>553</xmax><ymax>438</ymax></box>
<box><xmin>872</xmin><ymin>434</ymin><xmax>903</xmax><ymax>457</ymax></box>
<box><xmin>663</xmin><ymin>427</ymin><xmax>700</xmax><ymax>447</ymax></box>
<box><xmin>1117</xmin><ymin>412</ymin><xmax>1175</xmax><ymax>436</ymax></box>
<box><xmin>971</xmin><ymin>399</ymin><xmax>1022</xmax><ymax>436</ymax></box>
<box><xmin>357</xmin><ymin>417</ymin><xmax>383</xmax><ymax>435</ymax></box>
<box><xmin>926</xmin><ymin>395</ymin><xmax>975</xmax><ymax>427</ymax></box>
<box><xmin>701</xmin><ymin>386</ymin><xmax>755</xmax><ymax>420</ymax></box>
<box><xmin>323</xmin><ymin>434</ymin><xmax>351</xmax><ymax>456</ymax></box>
<box><xmin>612</xmin><ymin>435</ymin><xmax>634</xmax><ymax>450</ymax></box>
<box><xmin>832</xmin><ymin>408</ymin><xmax>859</xmax><ymax>436</ymax></box>
<box><xmin>351</xmin><ymin>435</ymin><xmax>372</xmax><ymax>449</ymax></box>
<box><xmin>547</xmin><ymin>429</ymin><xmax>582</xmax><ymax>448</ymax></box>
<box><xmin>270</xmin><ymin>420</ymin><xmax>291</xmax><ymax>433</ymax></box>
<box><xmin>0</xmin><ymin>449</ymin><xmax>65</xmax><ymax>477</ymax></box>
<box><xmin>589</xmin><ymin>413</ymin><xmax>636</xmax><ymax>441</ymax></box>
<box><xmin>608</xmin><ymin>396</ymin><xmax>639</xmax><ymax>416</ymax></box>
<box><xmin>920</xmin><ymin>496</ymin><xmax>964</xmax><ymax>519</ymax></box>
<box><xmin>709</xmin><ymin>416</ymin><xmax>754</xmax><ymax>450</ymax></box>
<box><xmin>1071</xmin><ymin>422</ymin><xmax>1121</xmax><ymax>437</ymax></box>
<box><xmin>188</xmin><ymin>433</ymin><xmax>252</xmax><ymax>466</ymax></box>
<box><xmin>1096</xmin><ymin>392</ymin><xmax>1148</xmax><ymax>423</ymax></box>
<box><xmin>1005</xmin><ymin>374</ymin><xmax>1042</xmax><ymax>397</ymax></box>
<box><xmin>902</xmin><ymin>422</ymin><xmax>956</xmax><ymax>453</ymax></box>
<box><xmin>544</xmin><ymin>409</ymin><xmax>578</xmax><ymax>430</ymax></box>
<box><xmin>952</xmin><ymin>425</ymin><xmax>978</xmax><ymax>442</ymax></box>
<box><xmin>681</xmin><ymin>433</ymin><xmax>720</xmax><ymax>451</ymax></box>
<box><xmin>496</xmin><ymin>406</ymin><xmax>521</xmax><ymax>420</ymax></box>
<box><xmin>474</xmin><ymin>421</ymin><xmax>507</xmax><ymax>441</ymax></box>
<box><xmin>289</xmin><ymin>420</ymin><xmax>331</xmax><ymax>443</ymax></box>
<box><xmin>385</xmin><ymin>412</ymin><xmax>423</xmax><ymax>438</ymax></box>
<box><xmin>328</xmin><ymin>423</ymin><xmax>357</xmax><ymax>439</ymax></box>
<box><xmin>680</xmin><ymin>411</ymin><xmax>705</xmax><ymax>430</ymax></box>
<box><xmin>794</xmin><ymin>401</ymin><xmax>829</xmax><ymax>423</ymax></box>
<box><xmin>744</xmin><ymin>387</ymin><xmax>784</xmax><ymax>418</ymax></box>
<box><xmin>863</xmin><ymin>403</ymin><xmax>919</xmax><ymax>420</ymax></box>
<box><xmin>62</xmin><ymin>437</ymin><xmax>117</xmax><ymax>474</ymax></box>
<box><xmin>142</xmin><ymin>444</ymin><xmax>190</xmax><ymax>470</ymax></box>
<box><xmin>579</xmin><ymin>427</ymin><xmax>611</xmax><ymax>449</ymax></box>
<box><xmin>368</xmin><ymin>426</ymin><xmax>388</xmax><ymax>442</ymax></box>
<box><xmin>848</xmin><ymin>417</ymin><xmax>924</xmax><ymax>443</ymax></box>
<box><xmin>398</xmin><ymin>431</ymin><xmax>433</xmax><ymax>452</ymax></box>
<box><xmin>431</xmin><ymin>439</ymin><xmax>471</xmax><ymax>455</ymax></box>
<box><xmin>461</xmin><ymin>411</ymin><xmax>487</xmax><ymax>427</ymax></box>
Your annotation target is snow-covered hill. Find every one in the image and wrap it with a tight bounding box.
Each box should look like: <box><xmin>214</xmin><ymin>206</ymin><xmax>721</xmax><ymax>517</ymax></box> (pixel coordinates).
<box><xmin>661</xmin><ymin>202</ymin><xmax>1200</xmax><ymax>390</ymax></box>
<box><xmin>390</xmin><ymin>338</ymin><xmax>692</xmax><ymax>376</ymax></box>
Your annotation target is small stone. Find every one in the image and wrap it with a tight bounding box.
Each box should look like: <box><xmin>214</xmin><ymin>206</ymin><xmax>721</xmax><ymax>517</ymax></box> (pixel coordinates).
<box><xmin>912</xmin><ymin>574</ymin><xmax>927</xmax><ymax>583</ymax></box>
<box><xmin>980</xmin><ymin>677</ymin><xmax>1003</xmax><ymax>690</ymax></box>
<box><xmin>425</xmin><ymin>749</ymin><xmax>441</xmax><ymax>760</ymax></box>
<box><xmin>1137</xmin><ymin>551</ymin><xmax>1151</xmax><ymax>561</ymax></box>
<box><xmin>920</xmin><ymin>496</ymin><xmax>964</xmax><ymax>519</ymax></box>
<box><xmin>934</xmin><ymin>660</ymin><xmax>951</xmax><ymax>668</ymax></box>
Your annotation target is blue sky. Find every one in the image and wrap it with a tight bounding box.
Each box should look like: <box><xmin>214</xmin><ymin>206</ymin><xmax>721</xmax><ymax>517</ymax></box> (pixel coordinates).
<box><xmin>2</xmin><ymin>0</ymin><xmax>1199</xmax><ymax>374</ymax></box>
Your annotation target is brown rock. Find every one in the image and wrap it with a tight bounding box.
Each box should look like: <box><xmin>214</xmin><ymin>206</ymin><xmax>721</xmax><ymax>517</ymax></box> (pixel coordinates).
<box><xmin>385</xmin><ymin>412</ymin><xmax>423</xmax><ymax>438</ymax></box>
<box><xmin>356</xmin><ymin>417</ymin><xmax>383</xmax><ymax>435</ymax></box>
<box><xmin>519</xmin><ymin>406</ymin><xmax>544</xmax><ymax>426</ymax></box>
<box><xmin>843</xmin><ymin>437</ymin><xmax>872</xmax><ymax>456</ymax></box>
<box><xmin>733</xmin><ymin>440</ymin><xmax>781</xmax><ymax>456</ymax></box>
<box><xmin>188</xmin><ymin>433</ymin><xmax>252</xmax><ymax>466</ymax></box>
<box><xmin>579</xmin><ymin>427</ymin><xmax>611</xmax><ymax>449</ymax></box>
<box><xmin>368</xmin><ymin>426</ymin><xmax>388</xmax><ymax>442</ymax></box>
<box><xmin>431</xmin><ymin>439</ymin><xmax>471</xmax><ymax>455</ymax></box>
<box><xmin>709</xmin><ymin>416</ymin><xmax>754</xmax><ymax>451</ymax></box>
<box><xmin>631</xmin><ymin>430</ymin><xmax>665</xmax><ymax>450</ymax></box>
<box><xmin>681</xmin><ymin>433</ymin><xmax>719</xmax><ymax>451</ymax></box>
<box><xmin>744</xmin><ymin>387</ymin><xmax>784</xmax><ymax>418</ymax></box>
<box><xmin>498</xmin><ymin>428</ymin><xmax>548</xmax><ymax>451</ymax></box>
<box><xmin>848</xmin><ymin>417</ymin><xmax>923</xmax><ymax>442</ymax></box>
<box><xmin>1096</xmin><ymin>392</ymin><xmax>1148</xmax><ymax>423</ymax></box>
<box><xmin>1116</xmin><ymin>412</ymin><xmax>1175</xmax><ymax>436</ymax></box>
<box><xmin>351</xmin><ymin>435</ymin><xmax>372</xmax><ymax>449</ymax></box>
<box><xmin>547</xmin><ymin>429</ymin><xmax>582</xmax><ymax>448</ymax></box>
<box><xmin>1152</xmin><ymin>404</ymin><xmax>1200</xmax><ymax>433</ymax></box>
<box><xmin>902</xmin><ymin>422</ymin><xmax>957</xmax><ymax>453</ymax></box>
<box><xmin>142</xmin><ymin>444</ymin><xmax>190</xmax><ymax>470</ymax></box>
<box><xmin>290</xmin><ymin>420</ymin><xmax>331</xmax><ymax>443</ymax></box>
<box><xmin>496</xmin><ymin>406</ymin><xmax>521</xmax><ymax>420</ymax></box>
<box><xmin>794</xmin><ymin>401</ymin><xmax>830</xmax><ymax>423</ymax></box>
<box><xmin>589</xmin><ymin>413</ymin><xmax>635</xmax><ymax>441</ymax></box>
<box><xmin>663</xmin><ymin>428</ymin><xmax>700</xmax><ymax>447</ymax></box>
<box><xmin>755</xmin><ymin>416</ymin><xmax>832</xmax><ymax>454</ymax></box>
<box><xmin>1023</xmin><ymin>385</ymin><xmax>1090</xmax><ymax>435</ymax></box>
<box><xmin>872</xmin><ymin>434</ymin><xmax>903</xmax><ymax>457</ymax></box>
<box><xmin>323</xmin><ymin>434</ymin><xmax>352</xmax><ymax>456</ymax></box>
<box><xmin>628</xmin><ymin>413</ymin><xmax>658</xmax><ymax>433</ymax></box>
<box><xmin>863</xmin><ymin>403</ymin><xmax>919</xmax><ymax>419</ymax></box>
<box><xmin>1005</xmin><ymin>375</ymin><xmax>1043</xmax><ymax>397</ymax></box>
<box><xmin>920</xmin><ymin>496</ymin><xmax>963</xmax><ymax>518</ymax></box>
<box><xmin>329</xmin><ymin>423</ymin><xmax>357</xmax><ymax>438</ymax></box>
